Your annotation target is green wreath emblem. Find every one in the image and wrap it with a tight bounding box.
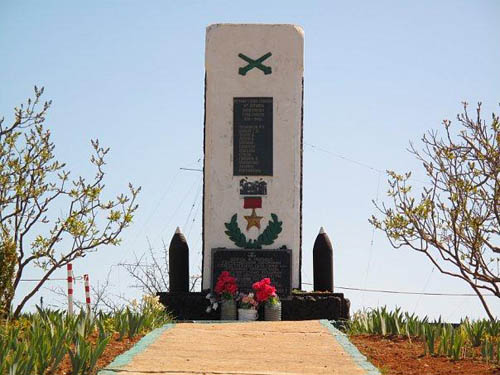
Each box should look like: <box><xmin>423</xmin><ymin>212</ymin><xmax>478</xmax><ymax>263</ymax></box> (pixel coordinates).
<box><xmin>224</xmin><ymin>213</ymin><xmax>283</xmax><ymax>249</ymax></box>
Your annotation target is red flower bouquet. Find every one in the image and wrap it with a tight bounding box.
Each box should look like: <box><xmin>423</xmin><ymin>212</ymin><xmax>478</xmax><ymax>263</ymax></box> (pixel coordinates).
<box><xmin>214</xmin><ymin>271</ymin><xmax>239</xmax><ymax>300</ymax></box>
<box><xmin>252</xmin><ymin>278</ymin><xmax>279</xmax><ymax>305</ymax></box>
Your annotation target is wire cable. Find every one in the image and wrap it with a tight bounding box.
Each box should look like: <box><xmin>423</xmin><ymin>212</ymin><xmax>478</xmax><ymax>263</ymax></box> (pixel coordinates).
<box><xmin>335</xmin><ymin>285</ymin><xmax>495</xmax><ymax>297</ymax></box>
<box><xmin>157</xmin><ymin>174</ymin><xmax>202</xmax><ymax>242</ymax></box>
<box><xmin>304</xmin><ymin>141</ymin><xmax>384</xmax><ymax>173</ymax></box>
<box><xmin>413</xmin><ymin>267</ymin><xmax>435</xmax><ymax>312</ymax></box>
<box><xmin>183</xmin><ymin>179</ymin><xmax>203</xmax><ymax>231</ymax></box>
<box><xmin>304</xmin><ymin>140</ymin><xmax>428</xmax><ymax>184</ymax></box>
<box><xmin>362</xmin><ymin>171</ymin><xmax>382</xmax><ymax>305</ymax></box>
<box><xmin>125</xmin><ymin>169</ymin><xmax>181</xmax><ymax>252</ymax></box>
<box><xmin>302</xmin><ymin>282</ymin><xmax>495</xmax><ymax>296</ymax></box>
<box><xmin>20</xmin><ymin>276</ymin><xmax>83</xmax><ymax>282</ymax></box>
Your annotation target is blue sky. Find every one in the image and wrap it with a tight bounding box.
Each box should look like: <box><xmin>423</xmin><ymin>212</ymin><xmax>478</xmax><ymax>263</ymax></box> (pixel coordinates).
<box><xmin>1</xmin><ymin>0</ymin><xmax>499</xmax><ymax>319</ymax></box>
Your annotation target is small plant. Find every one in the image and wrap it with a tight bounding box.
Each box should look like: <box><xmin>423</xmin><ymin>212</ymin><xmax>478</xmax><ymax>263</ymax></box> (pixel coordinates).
<box><xmin>422</xmin><ymin>324</ymin><xmax>438</xmax><ymax>356</ymax></box>
<box><xmin>126</xmin><ymin>308</ymin><xmax>146</xmax><ymax>339</ymax></box>
<box><xmin>8</xmin><ymin>343</ymin><xmax>36</xmax><ymax>375</ymax></box>
<box><xmin>497</xmin><ymin>341</ymin><xmax>500</xmax><ymax>363</ymax></box>
<box><xmin>346</xmin><ymin>307</ymin><xmax>411</xmax><ymax>336</ymax></box>
<box><xmin>140</xmin><ymin>294</ymin><xmax>170</xmax><ymax>331</ymax></box>
<box><xmin>450</xmin><ymin>328</ymin><xmax>464</xmax><ymax>361</ymax></box>
<box><xmin>481</xmin><ymin>338</ymin><xmax>494</xmax><ymax>363</ymax></box>
<box><xmin>438</xmin><ymin>324</ymin><xmax>452</xmax><ymax>356</ymax></box>
<box><xmin>238</xmin><ymin>293</ymin><xmax>259</xmax><ymax>310</ymax></box>
<box><xmin>30</xmin><ymin>319</ymin><xmax>68</xmax><ymax>374</ymax></box>
<box><xmin>464</xmin><ymin>319</ymin><xmax>486</xmax><ymax>347</ymax></box>
<box><xmin>113</xmin><ymin>310</ymin><xmax>128</xmax><ymax>341</ymax></box>
<box><xmin>485</xmin><ymin>319</ymin><xmax>500</xmax><ymax>337</ymax></box>
<box><xmin>69</xmin><ymin>333</ymin><xmax>110</xmax><ymax>375</ymax></box>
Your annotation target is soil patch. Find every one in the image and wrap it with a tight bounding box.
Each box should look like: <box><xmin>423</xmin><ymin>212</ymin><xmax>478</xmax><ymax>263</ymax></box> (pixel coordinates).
<box><xmin>55</xmin><ymin>332</ymin><xmax>144</xmax><ymax>375</ymax></box>
<box><xmin>351</xmin><ymin>334</ymin><xmax>500</xmax><ymax>375</ymax></box>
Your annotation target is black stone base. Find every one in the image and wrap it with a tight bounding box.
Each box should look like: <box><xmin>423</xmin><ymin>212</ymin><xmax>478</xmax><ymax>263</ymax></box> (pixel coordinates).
<box><xmin>283</xmin><ymin>292</ymin><xmax>350</xmax><ymax>321</ymax></box>
<box><xmin>157</xmin><ymin>291</ymin><xmax>350</xmax><ymax>321</ymax></box>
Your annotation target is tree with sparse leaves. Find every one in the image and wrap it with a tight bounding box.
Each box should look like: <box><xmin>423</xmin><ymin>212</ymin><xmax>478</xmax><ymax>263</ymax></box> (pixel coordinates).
<box><xmin>0</xmin><ymin>231</ymin><xmax>16</xmax><ymax>317</ymax></box>
<box><xmin>0</xmin><ymin>87</ymin><xmax>140</xmax><ymax>317</ymax></box>
<box><xmin>371</xmin><ymin>103</ymin><xmax>499</xmax><ymax>320</ymax></box>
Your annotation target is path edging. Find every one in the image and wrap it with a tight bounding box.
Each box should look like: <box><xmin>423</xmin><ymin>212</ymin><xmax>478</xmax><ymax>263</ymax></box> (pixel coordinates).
<box><xmin>98</xmin><ymin>323</ymin><xmax>175</xmax><ymax>375</ymax></box>
<box><xmin>319</xmin><ymin>319</ymin><xmax>381</xmax><ymax>375</ymax></box>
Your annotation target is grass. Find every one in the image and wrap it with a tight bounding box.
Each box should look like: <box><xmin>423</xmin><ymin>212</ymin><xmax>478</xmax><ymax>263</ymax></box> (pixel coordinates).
<box><xmin>344</xmin><ymin>306</ymin><xmax>500</xmax><ymax>364</ymax></box>
<box><xmin>0</xmin><ymin>295</ymin><xmax>172</xmax><ymax>375</ymax></box>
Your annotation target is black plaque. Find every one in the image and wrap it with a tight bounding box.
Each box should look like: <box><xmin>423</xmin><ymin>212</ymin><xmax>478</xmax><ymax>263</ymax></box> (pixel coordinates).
<box><xmin>233</xmin><ymin>97</ymin><xmax>273</xmax><ymax>176</ymax></box>
<box><xmin>212</xmin><ymin>248</ymin><xmax>291</xmax><ymax>296</ymax></box>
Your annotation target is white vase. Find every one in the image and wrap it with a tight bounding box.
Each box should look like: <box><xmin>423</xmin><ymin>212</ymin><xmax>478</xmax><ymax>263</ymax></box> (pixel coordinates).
<box><xmin>238</xmin><ymin>308</ymin><xmax>258</xmax><ymax>321</ymax></box>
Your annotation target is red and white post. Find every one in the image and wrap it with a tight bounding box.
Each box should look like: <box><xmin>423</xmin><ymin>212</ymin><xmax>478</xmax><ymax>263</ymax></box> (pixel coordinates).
<box><xmin>67</xmin><ymin>263</ymin><xmax>74</xmax><ymax>315</ymax></box>
<box><xmin>84</xmin><ymin>274</ymin><xmax>91</xmax><ymax>314</ymax></box>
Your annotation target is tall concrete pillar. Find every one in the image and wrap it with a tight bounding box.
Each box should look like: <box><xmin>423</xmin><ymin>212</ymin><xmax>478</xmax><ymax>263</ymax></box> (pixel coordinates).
<box><xmin>202</xmin><ymin>24</ymin><xmax>304</xmax><ymax>291</ymax></box>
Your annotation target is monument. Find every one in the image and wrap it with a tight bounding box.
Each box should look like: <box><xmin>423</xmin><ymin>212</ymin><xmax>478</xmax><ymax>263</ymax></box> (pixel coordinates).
<box><xmin>158</xmin><ymin>24</ymin><xmax>349</xmax><ymax>321</ymax></box>
<box><xmin>202</xmin><ymin>24</ymin><xmax>304</xmax><ymax>294</ymax></box>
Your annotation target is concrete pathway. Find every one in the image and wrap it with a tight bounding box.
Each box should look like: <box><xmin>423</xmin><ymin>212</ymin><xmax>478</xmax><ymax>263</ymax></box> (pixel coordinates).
<box><xmin>100</xmin><ymin>320</ymin><xmax>379</xmax><ymax>375</ymax></box>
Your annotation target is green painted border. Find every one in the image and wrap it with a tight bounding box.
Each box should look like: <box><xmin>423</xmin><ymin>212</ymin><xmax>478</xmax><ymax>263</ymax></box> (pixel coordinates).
<box><xmin>320</xmin><ymin>320</ymin><xmax>380</xmax><ymax>375</ymax></box>
<box><xmin>98</xmin><ymin>323</ymin><xmax>175</xmax><ymax>375</ymax></box>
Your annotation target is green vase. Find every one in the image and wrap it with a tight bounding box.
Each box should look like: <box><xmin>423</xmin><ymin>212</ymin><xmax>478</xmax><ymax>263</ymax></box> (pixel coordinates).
<box><xmin>220</xmin><ymin>299</ymin><xmax>237</xmax><ymax>320</ymax></box>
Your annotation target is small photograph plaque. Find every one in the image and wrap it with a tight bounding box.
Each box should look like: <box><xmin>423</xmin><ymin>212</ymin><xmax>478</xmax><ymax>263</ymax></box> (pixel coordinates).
<box><xmin>239</xmin><ymin>178</ymin><xmax>267</xmax><ymax>196</ymax></box>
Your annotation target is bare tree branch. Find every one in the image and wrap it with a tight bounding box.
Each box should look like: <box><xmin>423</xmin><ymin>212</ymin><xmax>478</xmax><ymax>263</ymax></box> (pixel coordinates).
<box><xmin>119</xmin><ymin>240</ymin><xmax>170</xmax><ymax>295</ymax></box>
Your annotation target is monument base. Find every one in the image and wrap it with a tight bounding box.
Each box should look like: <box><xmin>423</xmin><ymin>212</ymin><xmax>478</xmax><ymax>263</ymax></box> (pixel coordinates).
<box><xmin>157</xmin><ymin>291</ymin><xmax>350</xmax><ymax>321</ymax></box>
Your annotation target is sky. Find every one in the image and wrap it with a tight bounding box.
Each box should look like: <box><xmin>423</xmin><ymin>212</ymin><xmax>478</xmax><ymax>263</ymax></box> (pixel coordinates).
<box><xmin>1</xmin><ymin>0</ymin><xmax>499</xmax><ymax>320</ymax></box>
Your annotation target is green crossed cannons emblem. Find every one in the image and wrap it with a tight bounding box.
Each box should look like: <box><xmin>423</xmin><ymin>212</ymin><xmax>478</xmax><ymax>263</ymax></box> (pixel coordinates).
<box><xmin>238</xmin><ymin>52</ymin><xmax>272</xmax><ymax>76</ymax></box>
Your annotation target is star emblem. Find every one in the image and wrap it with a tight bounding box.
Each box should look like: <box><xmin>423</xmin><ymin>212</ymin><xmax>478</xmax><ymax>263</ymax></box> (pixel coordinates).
<box><xmin>244</xmin><ymin>209</ymin><xmax>263</xmax><ymax>231</ymax></box>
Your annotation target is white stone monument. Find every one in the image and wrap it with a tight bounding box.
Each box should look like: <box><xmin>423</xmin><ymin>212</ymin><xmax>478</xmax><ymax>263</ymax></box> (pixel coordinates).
<box><xmin>203</xmin><ymin>24</ymin><xmax>304</xmax><ymax>293</ymax></box>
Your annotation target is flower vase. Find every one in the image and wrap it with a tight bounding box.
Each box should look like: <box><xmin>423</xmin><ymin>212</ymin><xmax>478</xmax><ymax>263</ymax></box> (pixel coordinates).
<box><xmin>238</xmin><ymin>308</ymin><xmax>258</xmax><ymax>321</ymax></box>
<box><xmin>265</xmin><ymin>302</ymin><xmax>282</xmax><ymax>321</ymax></box>
<box><xmin>220</xmin><ymin>299</ymin><xmax>237</xmax><ymax>320</ymax></box>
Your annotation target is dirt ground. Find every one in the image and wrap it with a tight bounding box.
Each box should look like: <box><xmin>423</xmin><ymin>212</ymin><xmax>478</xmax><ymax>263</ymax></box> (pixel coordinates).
<box><xmin>350</xmin><ymin>334</ymin><xmax>500</xmax><ymax>375</ymax></box>
<box><xmin>55</xmin><ymin>332</ymin><xmax>144</xmax><ymax>375</ymax></box>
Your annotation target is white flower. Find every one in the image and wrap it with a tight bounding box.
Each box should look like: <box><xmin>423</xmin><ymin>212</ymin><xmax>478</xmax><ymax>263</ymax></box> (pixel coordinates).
<box><xmin>130</xmin><ymin>299</ymin><xmax>139</xmax><ymax>310</ymax></box>
<box><xmin>213</xmin><ymin>302</ymin><xmax>219</xmax><ymax>310</ymax></box>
